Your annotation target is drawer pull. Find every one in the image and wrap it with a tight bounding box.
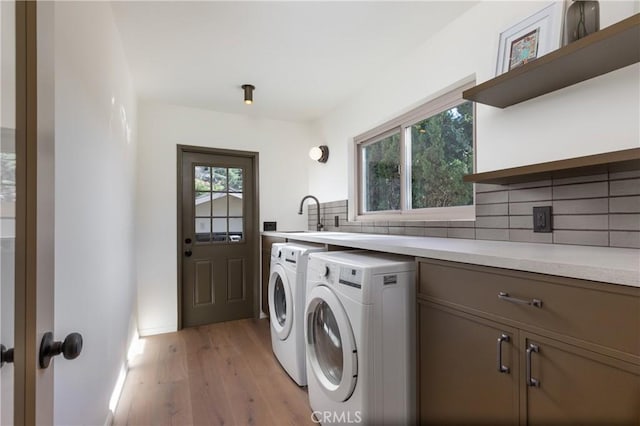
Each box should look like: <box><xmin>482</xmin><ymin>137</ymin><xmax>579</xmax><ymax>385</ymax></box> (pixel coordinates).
<box><xmin>526</xmin><ymin>343</ymin><xmax>540</xmax><ymax>387</ymax></box>
<box><xmin>498</xmin><ymin>292</ymin><xmax>542</xmax><ymax>308</ymax></box>
<box><xmin>496</xmin><ymin>334</ymin><xmax>510</xmax><ymax>374</ymax></box>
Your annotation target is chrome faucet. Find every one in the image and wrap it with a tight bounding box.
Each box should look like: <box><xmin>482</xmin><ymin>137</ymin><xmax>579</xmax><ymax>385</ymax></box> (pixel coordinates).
<box><xmin>298</xmin><ymin>195</ymin><xmax>323</xmax><ymax>231</ymax></box>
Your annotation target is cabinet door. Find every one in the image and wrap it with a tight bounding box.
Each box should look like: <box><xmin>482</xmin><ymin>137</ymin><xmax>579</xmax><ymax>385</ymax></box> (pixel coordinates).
<box><xmin>522</xmin><ymin>332</ymin><xmax>640</xmax><ymax>425</ymax></box>
<box><xmin>418</xmin><ymin>301</ymin><xmax>519</xmax><ymax>424</ymax></box>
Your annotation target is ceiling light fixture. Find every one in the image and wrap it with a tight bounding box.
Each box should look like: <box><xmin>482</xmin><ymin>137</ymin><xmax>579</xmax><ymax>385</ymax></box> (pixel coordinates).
<box><xmin>242</xmin><ymin>84</ymin><xmax>255</xmax><ymax>105</ymax></box>
<box><xmin>309</xmin><ymin>145</ymin><xmax>329</xmax><ymax>163</ymax></box>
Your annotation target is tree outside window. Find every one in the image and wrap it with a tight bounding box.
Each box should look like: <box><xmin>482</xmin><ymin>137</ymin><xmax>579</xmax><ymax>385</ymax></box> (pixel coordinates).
<box><xmin>355</xmin><ymin>83</ymin><xmax>474</xmax><ymax>219</ymax></box>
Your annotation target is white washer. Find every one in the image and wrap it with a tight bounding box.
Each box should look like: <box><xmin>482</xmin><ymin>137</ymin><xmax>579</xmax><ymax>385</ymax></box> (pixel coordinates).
<box><xmin>304</xmin><ymin>251</ymin><xmax>416</xmax><ymax>425</ymax></box>
<box><xmin>268</xmin><ymin>242</ymin><xmax>326</xmax><ymax>386</ymax></box>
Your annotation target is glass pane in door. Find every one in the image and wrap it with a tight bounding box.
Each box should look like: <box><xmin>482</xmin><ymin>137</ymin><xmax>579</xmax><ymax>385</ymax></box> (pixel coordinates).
<box><xmin>194</xmin><ymin>166</ymin><xmax>211</xmax><ymax>190</ymax></box>
<box><xmin>228</xmin><ymin>167</ymin><xmax>243</xmax><ymax>192</ymax></box>
<box><xmin>211</xmin><ymin>194</ymin><xmax>227</xmax><ymax>216</ymax></box>
<box><xmin>212</xmin><ymin>167</ymin><xmax>227</xmax><ymax>191</ymax></box>
<box><xmin>312</xmin><ymin>301</ymin><xmax>343</xmax><ymax>385</ymax></box>
<box><xmin>1</xmin><ymin>0</ymin><xmax>16</xmax><ymax>422</ymax></box>
<box><xmin>194</xmin><ymin>191</ymin><xmax>210</xmax><ymax>216</ymax></box>
<box><xmin>192</xmin><ymin>165</ymin><xmax>244</xmax><ymax>245</ymax></box>
<box><xmin>194</xmin><ymin>218</ymin><xmax>211</xmax><ymax>242</ymax></box>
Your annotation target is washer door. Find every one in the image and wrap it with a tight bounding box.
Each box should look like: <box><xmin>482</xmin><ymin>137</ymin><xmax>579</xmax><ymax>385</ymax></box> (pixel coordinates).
<box><xmin>305</xmin><ymin>285</ymin><xmax>357</xmax><ymax>402</ymax></box>
<box><xmin>268</xmin><ymin>264</ymin><xmax>293</xmax><ymax>340</ymax></box>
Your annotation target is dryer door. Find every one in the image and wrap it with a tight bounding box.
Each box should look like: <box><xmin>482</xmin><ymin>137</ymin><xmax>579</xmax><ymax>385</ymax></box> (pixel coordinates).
<box><xmin>305</xmin><ymin>285</ymin><xmax>357</xmax><ymax>402</ymax></box>
<box><xmin>268</xmin><ymin>264</ymin><xmax>293</xmax><ymax>339</ymax></box>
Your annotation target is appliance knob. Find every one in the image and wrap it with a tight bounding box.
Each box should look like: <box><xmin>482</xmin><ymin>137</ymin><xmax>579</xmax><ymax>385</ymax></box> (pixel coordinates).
<box><xmin>278</xmin><ymin>250</ymin><xmax>282</xmax><ymax>258</ymax></box>
<box><xmin>324</xmin><ymin>266</ymin><xmax>330</xmax><ymax>277</ymax></box>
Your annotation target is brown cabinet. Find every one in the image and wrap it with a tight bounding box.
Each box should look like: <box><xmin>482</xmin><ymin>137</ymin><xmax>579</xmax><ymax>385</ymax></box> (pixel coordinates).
<box><xmin>522</xmin><ymin>332</ymin><xmax>639</xmax><ymax>425</ymax></box>
<box><xmin>418</xmin><ymin>301</ymin><xmax>519</xmax><ymax>425</ymax></box>
<box><xmin>417</xmin><ymin>258</ymin><xmax>640</xmax><ymax>425</ymax></box>
<box><xmin>261</xmin><ymin>235</ymin><xmax>285</xmax><ymax>317</ymax></box>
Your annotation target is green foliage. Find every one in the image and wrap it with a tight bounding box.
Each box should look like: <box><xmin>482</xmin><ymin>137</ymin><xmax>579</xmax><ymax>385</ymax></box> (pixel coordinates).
<box><xmin>194</xmin><ymin>166</ymin><xmax>243</xmax><ymax>192</ymax></box>
<box><xmin>364</xmin><ymin>133</ymin><xmax>401</xmax><ymax>211</ymax></box>
<box><xmin>363</xmin><ymin>101</ymin><xmax>473</xmax><ymax>212</ymax></box>
<box><xmin>411</xmin><ymin>101</ymin><xmax>473</xmax><ymax>208</ymax></box>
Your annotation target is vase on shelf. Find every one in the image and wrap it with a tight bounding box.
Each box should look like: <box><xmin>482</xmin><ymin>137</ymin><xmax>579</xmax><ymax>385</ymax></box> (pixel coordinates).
<box><xmin>564</xmin><ymin>0</ymin><xmax>600</xmax><ymax>44</ymax></box>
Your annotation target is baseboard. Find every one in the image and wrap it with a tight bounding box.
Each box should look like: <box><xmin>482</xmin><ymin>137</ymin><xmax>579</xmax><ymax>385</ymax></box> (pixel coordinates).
<box><xmin>138</xmin><ymin>325</ymin><xmax>177</xmax><ymax>336</ymax></box>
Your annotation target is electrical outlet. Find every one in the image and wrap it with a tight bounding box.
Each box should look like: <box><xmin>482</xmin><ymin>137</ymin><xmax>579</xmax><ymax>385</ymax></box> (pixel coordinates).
<box><xmin>263</xmin><ymin>221</ymin><xmax>277</xmax><ymax>231</ymax></box>
<box><xmin>334</xmin><ymin>215</ymin><xmax>340</xmax><ymax>227</ymax></box>
<box><xmin>533</xmin><ymin>206</ymin><xmax>552</xmax><ymax>233</ymax></box>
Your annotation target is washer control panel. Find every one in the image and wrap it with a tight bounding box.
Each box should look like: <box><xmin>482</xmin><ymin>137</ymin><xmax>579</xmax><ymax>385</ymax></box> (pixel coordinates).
<box><xmin>338</xmin><ymin>267</ymin><xmax>363</xmax><ymax>289</ymax></box>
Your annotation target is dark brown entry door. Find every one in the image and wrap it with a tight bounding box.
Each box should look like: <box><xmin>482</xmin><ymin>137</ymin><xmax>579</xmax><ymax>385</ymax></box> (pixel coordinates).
<box><xmin>181</xmin><ymin>150</ymin><xmax>256</xmax><ymax>327</ymax></box>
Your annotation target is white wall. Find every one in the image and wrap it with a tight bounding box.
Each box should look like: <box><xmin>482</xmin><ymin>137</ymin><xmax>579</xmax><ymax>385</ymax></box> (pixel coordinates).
<box><xmin>54</xmin><ymin>2</ymin><xmax>138</xmax><ymax>425</ymax></box>
<box><xmin>136</xmin><ymin>101</ymin><xmax>314</xmax><ymax>335</ymax></box>
<box><xmin>310</xmin><ymin>0</ymin><xmax>640</xmax><ymax>202</ymax></box>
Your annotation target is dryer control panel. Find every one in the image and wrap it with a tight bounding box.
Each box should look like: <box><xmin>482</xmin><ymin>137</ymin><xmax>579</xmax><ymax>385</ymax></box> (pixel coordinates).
<box><xmin>339</xmin><ymin>267</ymin><xmax>363</xmax><ymax>289</ymax></box>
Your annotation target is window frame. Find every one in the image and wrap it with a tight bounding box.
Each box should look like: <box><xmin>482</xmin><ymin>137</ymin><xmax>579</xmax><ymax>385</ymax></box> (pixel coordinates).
<box><xmin>353</xmin><ymin>80</ymin><xmax>476</xmax><ymax>221</ymax></box>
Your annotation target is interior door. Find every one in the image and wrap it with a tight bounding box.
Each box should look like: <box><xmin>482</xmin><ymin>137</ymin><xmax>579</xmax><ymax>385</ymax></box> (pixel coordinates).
<box><xmin>2</xmin><ymin>1</ymin><xmax>56</xmax><ymax>424</ymax></box>
<box><xmin>180</xmin><ymin>147</ymin><xmax>258</xmax><ymax>328</ymax></box>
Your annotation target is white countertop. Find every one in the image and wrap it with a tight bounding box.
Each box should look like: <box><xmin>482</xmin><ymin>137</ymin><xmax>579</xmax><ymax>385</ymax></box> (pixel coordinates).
<box><xmin>262</xmin><ymin>231</ymin><xmax>640</xmax><ymax>288</ymax></box>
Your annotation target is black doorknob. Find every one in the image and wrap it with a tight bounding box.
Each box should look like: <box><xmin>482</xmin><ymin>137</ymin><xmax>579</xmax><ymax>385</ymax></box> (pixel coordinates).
<box><xmin>0</xmin><ymin>344</ymin><xmax>14</xmax><ymax>368</ymax></box>
<box><xmin>185</xmin><ymin>249</ymin><xmax>192</xmax><ymax>257</ymax></box>
<box><xmin>39</xmin><ymin>332</ymin><xmax>83</xmax><ymax>369</ymax></box>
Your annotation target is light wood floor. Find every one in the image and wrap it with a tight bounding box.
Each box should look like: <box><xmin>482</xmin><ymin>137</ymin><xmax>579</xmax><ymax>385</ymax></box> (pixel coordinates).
<box><xmin>113</xmin><ymin>318</ymin><xmax>315</xmax><ymax>426</ymax></box>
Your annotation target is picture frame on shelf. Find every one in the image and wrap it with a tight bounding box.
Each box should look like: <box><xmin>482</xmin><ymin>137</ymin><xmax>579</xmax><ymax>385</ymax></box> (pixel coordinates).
<box><xmin>495</xmin><ymin>2</ymin><xmax>565</xmax><ymax>76</ymax></box>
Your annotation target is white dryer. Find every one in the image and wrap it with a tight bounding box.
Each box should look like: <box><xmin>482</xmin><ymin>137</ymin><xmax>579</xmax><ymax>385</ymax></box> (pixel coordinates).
<box><xmin>304</xmin><ymin>251</ymin><xmax>416</xmax><ymax>425</ymax></box>
<box><xmin>268</xmin><ymin>242</ymin><xmax>326</xmax><ymax>386</ymax></box>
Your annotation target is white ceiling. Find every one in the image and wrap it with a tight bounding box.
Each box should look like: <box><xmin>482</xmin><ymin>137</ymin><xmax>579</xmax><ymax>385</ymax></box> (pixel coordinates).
<box><xmin>111</xmin><ymin>1</ymin><xmax>478</xmax><ymax>123</ymax></box>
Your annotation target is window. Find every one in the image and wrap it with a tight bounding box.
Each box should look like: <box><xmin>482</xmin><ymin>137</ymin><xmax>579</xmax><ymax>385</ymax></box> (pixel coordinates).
<box><xmin>354</xmin><ymin>82</ymin><xmax>475</xmax><ymax>220</ymax></box>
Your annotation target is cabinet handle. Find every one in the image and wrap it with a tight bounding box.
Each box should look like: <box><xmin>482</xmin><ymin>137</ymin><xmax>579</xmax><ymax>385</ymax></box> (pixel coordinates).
<box><xmin>498</xmin><ymin>292</ymin><xmax>542</xmax><ymax>308</ymax></box>
<box><xmin>526</xmin><ymin>343</ymin><xmax>540</xmax><ymax>387</ymax></box>
<box><xmin>496</xmin><ymin>334</ymin><xmax>510</xmax><ymax>373</ymax></box>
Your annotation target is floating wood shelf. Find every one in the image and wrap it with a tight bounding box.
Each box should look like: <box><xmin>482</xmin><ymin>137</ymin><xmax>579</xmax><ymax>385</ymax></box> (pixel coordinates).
<box><xmin>464</xmin><ymin>148</ymin><xmax>640</xmax><ymax>184</ymax></box>
<box><xmin>463</xmin><ymin>14</ymin><xmax>640</xmax><ymax>108</ymax></box>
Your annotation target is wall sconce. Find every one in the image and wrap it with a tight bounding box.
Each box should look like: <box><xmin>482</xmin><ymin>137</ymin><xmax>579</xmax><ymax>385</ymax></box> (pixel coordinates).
<box><xmin>242</xmin><ymin>84</ymin><xmax>255</xmax><ymax>105</ymax></box>
<box><xmin>309</xmin><ymin>145</ymin><xmax>329</xmax><ymax>163</ymax></box>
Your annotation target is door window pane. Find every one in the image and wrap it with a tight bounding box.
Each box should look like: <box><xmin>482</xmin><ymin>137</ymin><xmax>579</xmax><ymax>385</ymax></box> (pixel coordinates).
<box><xmin>194</xmin><ymin>165</ymin><xmax>245</xmax><ymax>244</ymax></box>
<box><xmin>212</xmin><ymin>218</ymin><xmax>227</xmax><ymax>241</ymax></box>
<box><xmin>229</xmin><ymin>218</ymin><xmax>243</xmax><ymax>242</ymax></box>
<box><xmin>194</xmin><ymin>191</ymin><xmax>210</xmax><ymax>217</ymax></box>
<box><xmin>274</xmin><ymin>276</ymin><xmax>287</xmax><ymax>326</ymax></box>
<box><xmin>410</xmin><ymin>101</ymin><xmax>473</xmax><ymax>209</ymax></box>
<box><xmin>312</xmin><ymin>301</ymin><xmax>343</xmax><ymax>386</ymax></box>
<box><xmin>194</xmin><ymin>166</ymin><xmax>211</xmax><ymax>190</ymax></box>
<box><xmin>195</xmin><ymin>218</ymin><xmax>211</xmax><ymax>242</ymax></box>
<box><xmin>212</xmin><ymin>167</ymin><xmax>227</xmax><ymax>191</ymax></box>
<box><xmin>361</xmin><ymin>132</ymin><xmax>401</xmax><ymax>212</ymax></box>
<box><xmin>228</xmin><ymin>194</ymin><xmax>243</xmax><ymax>216</ymax></box>
<box><xmin>228</xmin><ymin>167</ymin><xmax>243</xmax><ymax>192</ymax></box>
<box><xmin>212</xmin><ymin>194</ymin><xmax>227</xmax><ymax>217</ymax></box>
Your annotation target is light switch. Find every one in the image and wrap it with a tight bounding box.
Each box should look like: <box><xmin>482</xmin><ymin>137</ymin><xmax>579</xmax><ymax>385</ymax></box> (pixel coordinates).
<box><xmin>533</xmin><ymin>206</ymin><xmax>552</xmax><ymax>233</ymax></box>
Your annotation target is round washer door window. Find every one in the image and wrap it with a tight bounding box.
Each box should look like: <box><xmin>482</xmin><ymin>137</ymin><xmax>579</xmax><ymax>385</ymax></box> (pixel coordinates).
<box><xmin>312</xmin><ymin>300</ymin><xmax>343</xmax><ymax>385</ymax></box>
<box><xmin>305</xmin><ymin>285</ymin><xmax>357</xmax><ymax>402</ymax></box>
<box><xmin>268</xmin><ymin>264</ymin><xmax>293</xmax><ymax>340</ymax></box>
